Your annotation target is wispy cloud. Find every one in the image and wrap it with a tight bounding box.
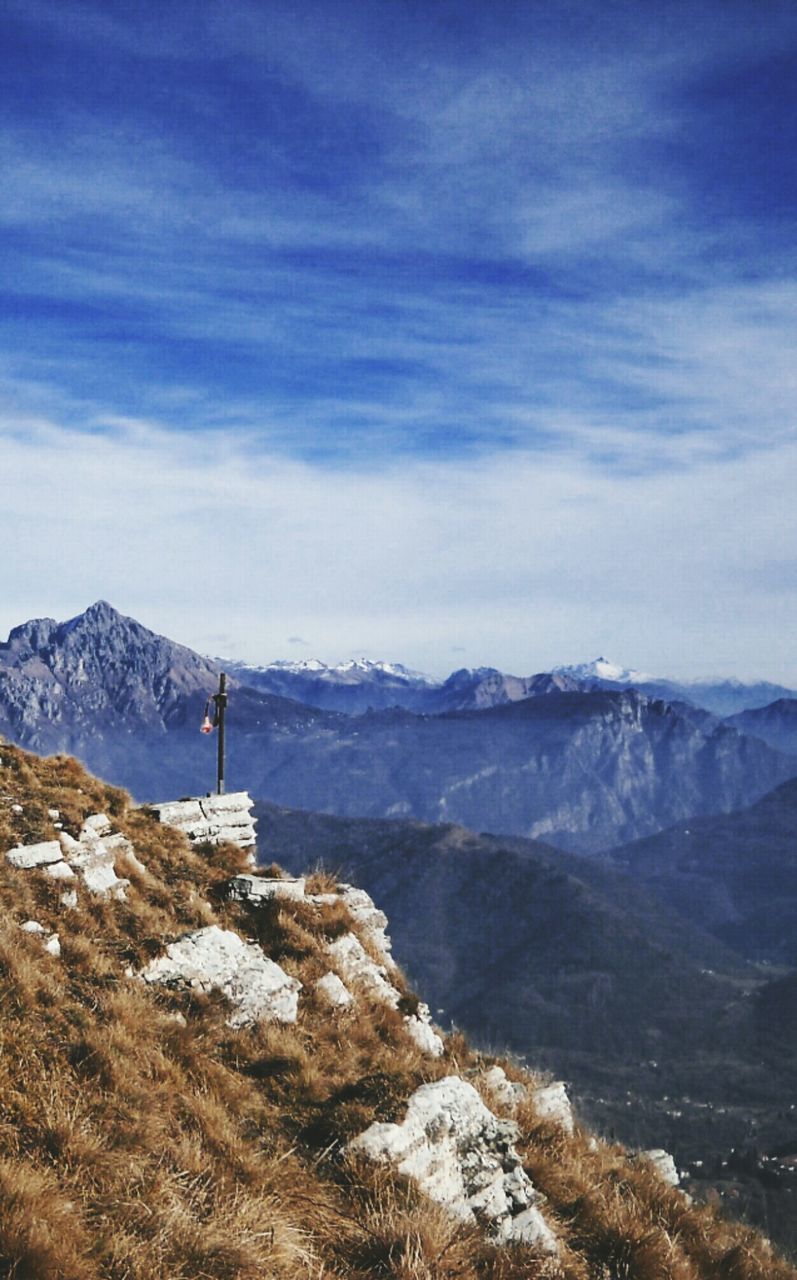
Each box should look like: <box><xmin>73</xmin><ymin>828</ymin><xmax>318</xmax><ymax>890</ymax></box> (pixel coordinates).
<box><xmin>1</xmin><ymin>415</ymin><xmax>796</xmax><ymax>681</ymax></box>
<box><xmin>2</xmin><ymin>1</ymin><xmax>797</xmax><ymax>673</ymax></box>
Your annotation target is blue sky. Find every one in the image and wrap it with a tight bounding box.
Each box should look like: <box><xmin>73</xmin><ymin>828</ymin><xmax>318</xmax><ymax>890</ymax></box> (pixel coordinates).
<box><xmin>2</xmin><ymin>0</ymin><xmax>797</xmax><ymax>679</ymax></box>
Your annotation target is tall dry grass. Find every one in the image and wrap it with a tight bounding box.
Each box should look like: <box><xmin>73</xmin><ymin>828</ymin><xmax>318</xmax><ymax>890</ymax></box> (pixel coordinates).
<box><xmin>0</xmin><ymin>741</ymin><xmax>794</xmax><ymax>1279</ymax></box>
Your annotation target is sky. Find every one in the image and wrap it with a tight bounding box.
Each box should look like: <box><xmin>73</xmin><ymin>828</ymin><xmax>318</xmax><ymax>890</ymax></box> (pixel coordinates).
<box><xmin>2</xmin><ymin>0</ymin><xmax>797</xmax><ymax>680</ymax></box>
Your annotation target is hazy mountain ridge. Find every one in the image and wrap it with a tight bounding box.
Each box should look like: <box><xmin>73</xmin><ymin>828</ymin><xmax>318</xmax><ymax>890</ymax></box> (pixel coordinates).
<box><xmin>236</xmin><ymin>687</ymin><xmax>793</xmax><ymax>853</ymax></box>
<box><xmin>607</xmin><ymin>776</ymin><xmax>797</xmax><ymax>965</ymax></box>
<box><xmin>725</xmin><ymin>699</ymin><xmax>797</xmax><ymax>757</ymax></box>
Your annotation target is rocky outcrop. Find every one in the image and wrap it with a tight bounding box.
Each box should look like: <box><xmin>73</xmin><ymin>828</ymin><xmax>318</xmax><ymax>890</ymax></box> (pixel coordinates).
<box><xmin>227</xmin><ymin>872</ymin><xmax>305</xmax><ymax>902</ymax></box>
<box><xmin>139</xmin><ymin>925</ymin><xmax>301</xmax><ymax>1028</ymax></box>
<box><xmin>335</xmin><ymin>884</ymin><xmax>396</xmax><ymax>968</ymax></box>
<box><xmin>5</xmin><ymin>839</ymin><xmax>63</xmax><ymax>869</ymax></box>
<box><xmin>480</xmin><ymin>1065</ymin><xmax>528</xmax><ymax>1114</ymax></box>
<box><xmin>639</xmin><ymin>1148</ymin><xmax>680</xmax><ymax>1187</ymax></box>
<box><xmin>146</xmin><ymin>793</ymin><xmax>257</xmax><ymax>853</ymax></box>
<box><xmin>315</xmin><ymin>971</ymin><xmax>354</xmax><ymax>1008</ymax></box>
<box><xmin>4</xmin><ymin>813</ymin><xmax>131</xmax><ymax>902</ymax></box>
<box><xmin>348</xmin><ymin>1076</ymin><xmax>557</xmax><ymax>1252</ymax></box>
<box><xmin>327</xmin><ymin>930</ymin><xmax>444</xmax><ymax>1057</ymax></box>
<box><xmin>223</xmin><ymin>872</ymin><xmax>445</xmax><ymax>1057</ymax></box>
<box><xmin>532</xmin><ymin>1081</ymin><xmax>575</xmax><ymax>1134</ymax></box>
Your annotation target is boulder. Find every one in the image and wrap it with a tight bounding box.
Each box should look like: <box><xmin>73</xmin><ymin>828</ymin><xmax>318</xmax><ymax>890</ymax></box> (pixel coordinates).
<box><xmin>227</xmin><ymin>874</ymin><xmax>306</xmax><ymax>903</ymax></box>
<box><xmin>327</xmin><ymin>932</ymin><xmax>400</xmax><ymax>1007</ymax></box>
<box><xmin>532</xmin><ymin>1081</ymin><xmax>574</xmax><ymax>1134</ymax></box>
<box><xmin>145</xmin><ymin>793</ymin><xmax>257</xmax><ymax>853</ymax></box>
<box><xmin>481</xmin><ymin>1065</ymin><xmax>528</xmax><ymax>1114</ymax></box>
<box><xmin>315</xmin><ymin>971</ymin><xmax>354</xmax><ymax>1008</ymax></box>
<box><xmin>404</xmin><ymin>1003</ymin><xmax>444</xmax><ymax>1057</ymax></box>
<box><xmin>338</xmin><ymin>884</ymin><xmax>396</xmax><ymax>968</ymax></box>
<box><xmin>349</xmin><ymin>1077</ymin><xmax>557</xmax><ymax>1252</ymax></box>
<box><xmin>5</xmin><ymin>840</ymin><xmax>63</xmax><ymax>869</ymax></box>
<box><xmin>639</xmin><ymin>1148</ymin><xmax>680</xmax><ymax>1187</ymax></box>
<box><xmin>59</xmin><ymin>818</ymin><xmax>131</xmax><ymax>900</ymax></box>
<box><xmin>140</xmin><ymin>925</ymin><xmax>301</xmax><ymax>1027</ymax></box>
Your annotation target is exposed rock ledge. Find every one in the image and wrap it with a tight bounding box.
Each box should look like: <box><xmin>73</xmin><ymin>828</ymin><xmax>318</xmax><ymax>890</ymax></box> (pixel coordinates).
<box><xmin>5</xmin><ymin>813</ymin><xmax>131</xmax><ymax>903</ymax></box>
<box><xmin>139</xmin><ymin>924</ymin><xmax>301</xmax><ymax>1027</ymax></box>
<box><xmin>226</xmin><ymin>872</ymin><xmax>444</xmax><ymax>1057</ymax></box>
<box><xmin>349</xmin><ymin>1076</ymin><xmax>558</xmax><ymax>1253</ymax></box>
<box><xmin>145</xmin><ymin>793</ymin><xmax>256</xmax><ymax>854</ymax></box>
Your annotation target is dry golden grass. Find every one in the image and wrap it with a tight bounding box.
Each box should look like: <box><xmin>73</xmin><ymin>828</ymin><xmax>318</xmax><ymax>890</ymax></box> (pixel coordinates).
<box><xmin>0</xmin><ymin>741</ymin><xmax>794</xmax><ymax>1280</ymax></box>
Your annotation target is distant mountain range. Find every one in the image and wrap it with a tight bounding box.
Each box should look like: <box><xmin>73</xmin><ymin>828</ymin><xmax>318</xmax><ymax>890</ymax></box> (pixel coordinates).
<box><xmin>224</xmin><ymin>652</ymin><xmax>797</xmax><ymax>717</ymax></box>
<box><xmin>1</xmin><ymin>602</ymin><xmax>795</xmax><ymax>853</ymax></box>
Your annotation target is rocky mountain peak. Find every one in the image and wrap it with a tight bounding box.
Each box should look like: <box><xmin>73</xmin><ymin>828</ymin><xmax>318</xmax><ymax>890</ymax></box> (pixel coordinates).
<box><xmin>0</xmin><ymin>602</ymin><xmax>220</xmax><ymax>743</ymax></box>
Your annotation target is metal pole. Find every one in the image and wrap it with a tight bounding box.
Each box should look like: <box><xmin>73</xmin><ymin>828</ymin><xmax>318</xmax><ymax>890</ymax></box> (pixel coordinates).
<box><xmin>213</xmin><ymin>672</ymin><xmax>228</xmax><ymax>795</ymax></box>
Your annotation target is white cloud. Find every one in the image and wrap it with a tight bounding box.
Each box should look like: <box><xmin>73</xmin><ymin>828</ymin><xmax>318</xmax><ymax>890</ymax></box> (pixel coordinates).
<box><xmin>1</xmin><ymin>415</ymin><xmax>796</xmax><ymax>682</ymax></box>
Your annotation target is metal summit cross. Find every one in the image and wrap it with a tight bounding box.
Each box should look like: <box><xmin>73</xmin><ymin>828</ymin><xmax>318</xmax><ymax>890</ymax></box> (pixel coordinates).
<box><xmin>201</xmin><ymin>672</ymin><xmax>228</xmax><ymax>795</ymax></box>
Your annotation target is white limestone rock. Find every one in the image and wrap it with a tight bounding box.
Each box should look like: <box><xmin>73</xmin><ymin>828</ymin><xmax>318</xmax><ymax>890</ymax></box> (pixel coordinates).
<box><xmin>112</xmin><ymin>843</ymin><xmax>148</xmax><ymax>877</ymax></box>
<box><xmin>306</xmin><ymin>892</ymin><xmax>339</xmax><ymax>907</ymax></box>
<box><xmin>20</xmin><ymin>920</ymin><xmax>61</xmax><ymax>958</ymax></box>
<box><xmin>5</xmin><ymin>840</ymin><xmax>63</xmax><ymax>869</ymax></box>
<box><xmin>140</xmin><ymin>925</ymin><xmax>301</xmax><ymax>1028</ymax></box>
<box><xmin>54</xmin><ymin>817</ymin><xmax>131</xmax><ymax>900</ymax></box>
<box><xmin>532</xmin><ymin>1081</ymin><xmax>574</xmax><ymax>1134</ymax></box>
<box><xmin>227</xmin><ymin>873</ymin><xmax>306</xmax><ymax>903</ymax></box>
<box><xmin>327</xmin><ymin>933</ymin><xmax>443</xmax><ymax>1056</ymax></box>
<box><xmin>481</xmin><ymin>1066</ymin><xmax>528</xmax><ymax>1114</ymax></box>
<box><xmin>338</xmin><ymin>884</ymin><xmax>396</xmax><ymax>968</ymax></box>
<box><xmin>82</xmin><ymin>813</ymin><xmax>112</xmax><ymax>838</ymax></box>
<box><xmin>44</xmin><ymin>860</ymin><xmax>75</xmax><ymax>881</ymax></box>
<box><xmin>146</xmin><ymin>793</ymin><xmax>257</xmax><ymax>854</ymax></box>
<box><xmin>639</xmin><ymin>1148</ymin><xmax>680</xmax><ymax>1187</ymax></box>
<box><xmin>349</xmin><ymin>1077</ymin><xmax>557</xmax><ymax>1253</ymax></box>
<box><xmin>327</xmin><ymin>932</ymin><xmax>400</xmax><ymax>1007</ymax></box>
<box><xmin>315</xmin><ymin>971</ymin><xmax>354</xmax><ymax>1008</ymax></box>
<box><xmin>404</xmin><ymin>1004</ymin><xmax>445</xmax><ymax>1057</ymax></box>
<box><xmin>60</xmin><ymin>890</ymin><xmax>78</xmax><ymax>909</ymax></box>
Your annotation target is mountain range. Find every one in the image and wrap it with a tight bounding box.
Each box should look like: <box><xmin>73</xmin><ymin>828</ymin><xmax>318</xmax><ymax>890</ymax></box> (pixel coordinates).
<box><xmin>1</xmin><ymin>601</ymin><xmax>796</xmax><ymax>1253</ymax></box>
<box><xmin>2</xmin><ymin>602</ymin><xmax>795</xmax><ymax>854</ymax></box>
<box><xmin>224</xmin><ymin>652</ymin><xmax>797</xmax><ymax>717</ymax></box>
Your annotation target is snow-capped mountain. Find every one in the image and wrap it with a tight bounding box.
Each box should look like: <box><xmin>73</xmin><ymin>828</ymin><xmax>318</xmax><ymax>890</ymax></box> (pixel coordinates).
<box><xmin>218</xmin><ymin>656</ymin><xmax>437</xmax><ymax>713</ymax></box>
<box><xmin>552</xmin><ymin>657</ymin><xmax>651</xmax><ymax>684</ymax></box>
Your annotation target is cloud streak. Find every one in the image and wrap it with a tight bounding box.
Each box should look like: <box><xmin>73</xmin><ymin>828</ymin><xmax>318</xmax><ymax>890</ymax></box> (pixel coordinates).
<box><xmin>2</xmin><ymin>415</ymin><xmax>796</xmax><ymax>681</ymax></box>
<box><xmin>2</xmin><ymin>1</ymin><xmax>797</xmax><ymax>674</ymax></box>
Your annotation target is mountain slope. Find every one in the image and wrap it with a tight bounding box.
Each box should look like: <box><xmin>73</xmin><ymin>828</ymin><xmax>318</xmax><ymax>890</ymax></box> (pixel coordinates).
<box><xmin>607</xmin><ymin>777</ymin><xmax>797</xmax><ymax>965</ymax></box>
<box><xmin>258</xmin><ymin>800</ymin><xmax>797</xmax><ymax>1249</ymax></box>
<box><xmin>257</xmin><ymin>801</ymin><xmax>753</xmax><ymax>1060</ymax></box>
<box><xmin>725</xmin><ymin>698</ymin><xmax>797</xmax><ymax>757</ymax></box>
<box><xmin>239</xmin><ymin>690</ymin><xmax>795</xmax><ymax>853</ymax></box>
<box><xmin>1</xmin><ymin>743</ymin><xmax>795</xmax><ymax>1278</ymax></box>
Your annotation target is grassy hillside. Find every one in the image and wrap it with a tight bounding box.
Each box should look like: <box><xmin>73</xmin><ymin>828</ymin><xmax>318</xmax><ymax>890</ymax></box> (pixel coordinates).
<box><xmin>0</xmin><ymin>743</ymin><xmax>794</xmax><ymax>1280</ymax></box>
